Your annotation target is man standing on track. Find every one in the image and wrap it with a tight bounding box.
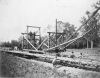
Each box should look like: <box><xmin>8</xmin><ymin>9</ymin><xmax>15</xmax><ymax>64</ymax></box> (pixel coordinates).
<box><xmin>52</xmin><ymin>48</ymin><xmax>60</xmax><ymax>67</ymax></box>
<box><xmin>52</xmin><ymin>55</ymin><xmax>57</xmax><ymax>67</ymax></box>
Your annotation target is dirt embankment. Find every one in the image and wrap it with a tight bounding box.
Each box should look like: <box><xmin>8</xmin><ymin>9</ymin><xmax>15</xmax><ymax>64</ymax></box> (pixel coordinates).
<box><xmin>0</xmin><ymin>51</ymin><xmax>100</xmax><ymax>78</ymax></box>
<box><xmin>0</xmin><ymin>51</ymin><xmax>70</xmax><ymax>78</ymax></box>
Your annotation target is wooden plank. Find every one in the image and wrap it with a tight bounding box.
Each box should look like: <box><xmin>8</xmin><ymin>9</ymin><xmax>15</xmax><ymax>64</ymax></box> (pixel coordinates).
<box><xmin>37</xmin><ymin>36</ymin><xmax>48</xmax><ymax>49</ymax></box>
<box><xmin>27</xmin><ymin>26</ymin><xmax>41</xmax><ymax>28</ymax></box>
<box><xmin>23</xmin><ymin>35</ymin><xmax>38</xmax><ymax>51</ymax></box>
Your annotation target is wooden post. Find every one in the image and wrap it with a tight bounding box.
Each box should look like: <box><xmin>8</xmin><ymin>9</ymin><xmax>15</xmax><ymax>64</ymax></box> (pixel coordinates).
<box><xmin>48</xmin><ymin>33</ymin><xmax>50</xmax><ymax>48</ymax></box>
<box><xmin>63</xmin><ymin>33</ymin><xmax>64</xmax><ymax>43</ymax></box>
<box><xmin>56</xmin><ymin>19</ymin><xmax>57</xmax><ymax>46</ymax></box>
<box><xmin>91</xmin><ymin>41</ymin><xmax>93</xmax><ymax>49</ymax></box>
<box><xmin>24</xmin><ymin>35</ymin><xmax>38</xmax><ymax>51</ymax></box>
<box><xmin>39</xmin><ymin>28</ymin><xmax>41</xmax><ymax>45</ymax></box>
<box><xmin>27</xmin><ymin>26</ymin><xmax>29</xmax><ymax>49</ymax></box>
<box><xmin>22</xmin><ymin>35</ymin><xmax>24</xmax><ymax>50</ymax></box>
<box><xmin>87</xmin><ymin>39</ymin><xmax>89</xmax><ymax>49</ymax></box>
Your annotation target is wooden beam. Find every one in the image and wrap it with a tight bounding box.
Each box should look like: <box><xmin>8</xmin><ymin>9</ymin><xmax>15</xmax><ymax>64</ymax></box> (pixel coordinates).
<box><xmin>49</xmin><ymin>37</ymin><xmax>56</xmax><ymax>45</ymax></box>
<box><xmin>21</xmin><ymin>33</ymin><xmax>28</xmax><ymax>35</ymax></box>
<box><xmin>44</xmin><ymin>28</ymin><xmax>92</xmax><ymax>51</ymax></box>
<box><xmin>57</xmin><ymin>34</ymin><xmax>63</xmax><ymax>41</ymax></box>
<box><xmin>23</xmin><ymin>35</ymin><xmax>38</xmax><ymax>51</ymax></box>
<box><xmin>48</xmin><ymin>33</ymin><xmax>50</xmax><ymax>48</ymax></box>
<box><xmin>47</xmin><ymin>32</ymin><xmax>66</xmax><ymax>34</ymax></box>
<box><xmin>43</xmin><ymin>43</ymin><xmax>49</xmax><ymax>48</ymax></box>
<box><xmin>57</xmin><ymin>34</ymin><xmax>63</xmax><ymax>44</ymax></box>
<box><xmin>56</xmin><ymin>19</ymin><xmax>57</xmax><ymax>46</ymax></box>
<box><xmin>37</xmin><ymin>36</ymin><xmax>48</xmax><ymax>49</ymax></box>
<box><xmin>27</xmin><ymin>26</ymin><xmax>41</xmax><ymax>28</ymax></box>
<box><xmin>39</xmin><ymin>28</ymin><xmax>41</xmax><ymax>44</ymax></box>
<box><xmin>22</xmin><ymin>35</ymin><xmax>24</xmax><ymax>50</ymax></box>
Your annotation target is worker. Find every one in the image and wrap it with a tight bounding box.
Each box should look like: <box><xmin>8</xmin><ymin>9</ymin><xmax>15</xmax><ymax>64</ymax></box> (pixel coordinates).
<box><xmin>55</xmin><ymin>48</ymin><xmax>61</xmax><ymax>57</ymax></box>
<box><xmin>80</xmin><ymin>53</ymin><xmax>83</xmax><ymax>58</ymax></box>
<box><xmin>55</xmin><ymin>48</ymin><xmax>59</xmax><ymax>53</ymax></box>
<box><xmin>79</xmin><ymin>52</ymin><xmax>84</xmax><ymax>59</ymax></box>
<box><xmin>70</xmin><ymin>51</ymin><xmax>75</xmax><ymax>58</ymax></box>
<box><xmin>52</xmin><ymin>55</ymin><xmax>57</xmax><ymax>67</ymax></box>
<box><xmin>52</xmin><ymin>48</ymin><xmax>59</xmax><ymax>67</ymax></box>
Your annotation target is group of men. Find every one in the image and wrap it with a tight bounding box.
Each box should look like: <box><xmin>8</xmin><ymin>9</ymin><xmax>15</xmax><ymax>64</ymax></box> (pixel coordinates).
<box><xmin>52</xmin><ymin>48</ymin><xmax>83</xmax><ymax>67</ymax></box>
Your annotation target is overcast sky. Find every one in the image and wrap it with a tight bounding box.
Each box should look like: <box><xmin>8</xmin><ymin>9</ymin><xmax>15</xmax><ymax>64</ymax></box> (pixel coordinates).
<box><xmin>0</xmin><ymin>0</ymin><xmax>98</xmax><ymax>42</ymax></box>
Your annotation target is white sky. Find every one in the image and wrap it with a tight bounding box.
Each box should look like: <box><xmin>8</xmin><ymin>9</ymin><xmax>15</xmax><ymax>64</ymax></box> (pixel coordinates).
<box><xmin>0</xmin><ymin>0</ymin><xmax>98</xmax><ymax>42</ymax></box>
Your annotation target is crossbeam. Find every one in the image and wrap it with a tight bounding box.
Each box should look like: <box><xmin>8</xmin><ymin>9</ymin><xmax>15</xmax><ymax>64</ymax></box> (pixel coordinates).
<box><xmin>27</xmin><ymin>26</ymin><xmax>41</xmax><ymax>28</ymax></box>
<box><xmin>37</xmin><ymin>36</ymin><xmax>48</xmax><ymax>49</ymax></box>
<box><xmin>21</xmin><ymin>33</ymin><xmax>27</xmax><ymax>35</ymax></box>
<box><xmin>47</xmin><ymin>32</ymin><xmax>66</xmax><ymax>34</ymax></box>
<box><xmin>49</xmin><ymin>37</ymin><xmax>56</xmax><ymax>45</ymax></box>
<box><xmin>23</xmin><ymin>35</ymin><xmax>38</xmax><ymax>51</ymax></box>
<box><xmin>43</xmin><ymin>43</ymin><xmax>49</xmax><ymax>48</ymax></box>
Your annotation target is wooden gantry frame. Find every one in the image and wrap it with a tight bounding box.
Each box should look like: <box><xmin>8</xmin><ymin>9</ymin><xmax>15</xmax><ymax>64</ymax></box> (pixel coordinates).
<box><xmin>21</xmin><ymin>26</ymin><xmax>41</xmax><ymax>51</ymax></box>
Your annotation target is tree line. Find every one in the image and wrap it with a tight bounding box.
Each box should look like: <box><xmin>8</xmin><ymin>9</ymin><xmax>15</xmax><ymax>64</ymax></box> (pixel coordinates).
<box><xmin>0</xmin><ymin>40</ymin><xmax>22</xmax><ymax>50</ymax></box>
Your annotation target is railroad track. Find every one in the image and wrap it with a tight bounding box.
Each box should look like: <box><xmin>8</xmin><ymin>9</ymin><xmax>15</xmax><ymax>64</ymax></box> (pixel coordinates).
<box><xmin>1</xmin><ymin>50</ymin><xmax>100</xmax><ymax>72</ymax></box>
